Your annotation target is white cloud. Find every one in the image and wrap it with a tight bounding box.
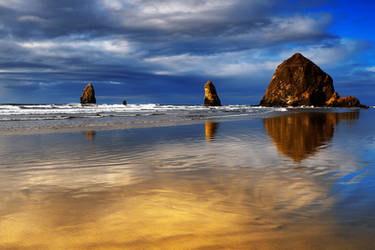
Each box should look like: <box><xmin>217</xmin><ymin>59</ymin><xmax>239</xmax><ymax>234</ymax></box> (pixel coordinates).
<box><xmin>17</xmin><ymin>38</ymin><xmax>132</xmax><ymax>55</ymax></box>
<box><xmin>0</xmin><ymin>0</ymin><xmax>28</xmax><ymax>9</ymax></box>
<box><xmin>100</xmin><ymin>0</ymin><xmax>236</xmax><ymax>14</ymax></box>
<box><xmin>108</xmin><ymin>81</ymin><xmax>121</xmax><ymax>85</ymax></box>
<box><xmin>146</xmin><ymin>51</ymin><xmax>278</xmax><ymax>77</ymax></box>
<box><xmin>263</xmin><ymin>14</ymin><xmax>332</xmax><ymax>42</ymax></box>
<box><xmin>0</xmin><ymin>68</ymin><xmax>59</xmax><ymax>73</ymax></box>
<box><xmin>279</xmin><ymin>38</ymin><xmax>369</xmax><ymax>66</ymax></box>
<box><xmin>18</xmin><ymin>15</ymin><xmax>46</xmax><ymax>23</ymax></box>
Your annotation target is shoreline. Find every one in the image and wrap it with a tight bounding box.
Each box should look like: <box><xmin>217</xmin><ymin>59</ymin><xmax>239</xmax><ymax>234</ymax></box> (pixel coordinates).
<box><xmin>0</xmin><ymin>106</ymin><xmax>366</xmax><ymax>136</ymax></box>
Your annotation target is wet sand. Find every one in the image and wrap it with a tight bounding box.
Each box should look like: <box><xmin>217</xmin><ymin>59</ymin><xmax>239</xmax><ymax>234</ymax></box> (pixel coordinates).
<box><xmin>0</xmin><ymin>110</ymin><xmax>374</xmax><ymax>249</ymax></box>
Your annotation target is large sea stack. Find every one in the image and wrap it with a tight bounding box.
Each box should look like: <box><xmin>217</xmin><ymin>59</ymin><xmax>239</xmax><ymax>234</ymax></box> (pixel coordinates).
<box><xmin>204</xmin><ymin>81</ymin><xmax>221</xmax><ymax>106</ymax></box>
<box><xmin>80</xmin><ymin>83</ymin><xmax>96</xmax><ymax>104</ymax></box>
<box><xmin>260</xmin><ymin>53</ymin><xmax>366</xmax><ymax>108</ymax></box>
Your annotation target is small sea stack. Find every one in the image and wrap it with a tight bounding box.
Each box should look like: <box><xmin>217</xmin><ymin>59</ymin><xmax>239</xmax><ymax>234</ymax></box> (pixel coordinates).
<box><xmin>80</xmin><ymin>83</ymin><xmax>96</xmax><ymax>104</ymax></box>
<box><xmin>122</xmin><ymin>99</ymin><xmax>127</xmax><ymax>105</ymax></box>
<box><xmin>204</xmin><ymin>80</ymin><xmax>221</xmax><ymax>106</ymax></box>
<box><xmin>259</xmin><ymin>53</ymin><xmax>366</xmax><ymax>108</ymax></box>
<box><xmin>326</xmin><ymin>93</ymin><xmax>367</xmax><ymax>108</ymax></box>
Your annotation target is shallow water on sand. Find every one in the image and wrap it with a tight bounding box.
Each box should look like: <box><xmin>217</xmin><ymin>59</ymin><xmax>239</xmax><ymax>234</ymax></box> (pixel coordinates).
<box><xmin>0</xmin><ymin>109</ymin><xmax>375</xmax><ymax>249</ymax></box>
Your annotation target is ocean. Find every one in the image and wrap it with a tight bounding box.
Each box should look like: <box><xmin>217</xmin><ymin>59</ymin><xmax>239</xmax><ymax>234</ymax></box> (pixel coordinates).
<box><xmin>0</xmin><ymin>104</ymin><xmax>289</xmax><ymax>135</ymax></box>
<box><xmin>0</xmin><ymin>104</ymin><xmax>374</xmax><ymax>249</ymax></box>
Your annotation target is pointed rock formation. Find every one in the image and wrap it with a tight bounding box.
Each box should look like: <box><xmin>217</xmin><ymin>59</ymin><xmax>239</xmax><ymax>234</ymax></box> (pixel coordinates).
<box><xmin>259</xmin><ymin>53</ymin><xmax>366</xmax><ymax>107</ymax></box>
<box><xmin>260</xmin><ymin>53</ymin><xmax>334</xmax><ymax>107</ymax></box>
<box><xmin>80</xmin><ymin>83</ymin><xmax>96</xmax><ymax>104</ymax></box>
<box><xmin>204</xmin><ymin>81</ymin><xmax>221</xmax><ymax>106</ymax></box>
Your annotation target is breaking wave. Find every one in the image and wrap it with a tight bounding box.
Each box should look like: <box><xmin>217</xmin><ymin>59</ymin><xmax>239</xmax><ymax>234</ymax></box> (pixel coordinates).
<box><xmin>0</xmin><ymin>104</ymin><xmax>288</xmax><ymax>121</ymax></box>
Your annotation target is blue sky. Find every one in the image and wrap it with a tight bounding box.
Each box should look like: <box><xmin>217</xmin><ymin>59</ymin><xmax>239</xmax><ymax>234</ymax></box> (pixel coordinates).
<box><xmin>0</xmin><ymin>0</ymin><xmax>374</xmax><ymax>105</ymax></box>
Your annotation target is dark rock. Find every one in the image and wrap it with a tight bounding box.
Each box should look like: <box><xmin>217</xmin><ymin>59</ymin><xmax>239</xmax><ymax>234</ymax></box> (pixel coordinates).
<box><xmin>326</xmin><ymin>92</ymin><xmax>340</xmax><ymax>106</ymax></box>
<box><xmin>204</xmin><ymin>81</ymin><xmax>221</xmax><ymax>106</ymax></box>
<box><xmin>259</xmin><ymin>53</ymin><xmax>367</xmax><ymax>108</ymax></box>
<box><xmin>122</xmin><ymin>99</ymin><xmax>127</xmax><ymax>105</ymax></box>
<box><xmin>260</xmin><ymin>53</ymin><xmax>335</xmax><ymax>107</ymax></box>
<box><xmin>80</xmin><ymin>83</ymin><xmax>96</xmax><ymax>104</ymax></box>
<box><xmin>326</xmin><ymin>92</ymin><xmax>368</xmax><ymax>108</ymax></box>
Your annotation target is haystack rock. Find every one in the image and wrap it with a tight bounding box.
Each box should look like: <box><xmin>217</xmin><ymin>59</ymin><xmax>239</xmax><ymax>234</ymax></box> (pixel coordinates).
<box><xmin>259</xmin><ymin>53</ymin><xmax>366</xmax><ymax>107</ymax></box>
<box><xmin>204</xmin><ymin>81</ymin><xmax>221</xmax><ymax>106</ymax></box>
<box><xmin>122</xmin><ymin>99</ymin><xmax>127</xmax><ymax>105</ymax></box>
<box><xmin>80</xmin><ymin>83</ymin><xmax>96</xmax><ymax>104</ymax></box>
<box><xmin>260</xmin><ymin>53</ymin><xmax>334</xmax><ymax>107</ymax></box>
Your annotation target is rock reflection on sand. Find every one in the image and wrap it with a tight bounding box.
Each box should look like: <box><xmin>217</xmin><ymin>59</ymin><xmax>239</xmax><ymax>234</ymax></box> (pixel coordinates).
<box><xmin>263</xmin><ymin>111</ymin><xmax>359</xmax><ymax>162</ymax></box>
<box><xmin>84</xmin><ymin>131</ymin><xmax>96</xmax><ymax>141</ymax></box>
<box><xmin>205</xmin><ymin>122</ymin><xmax>219</xmax><ymax>141</ymax></box>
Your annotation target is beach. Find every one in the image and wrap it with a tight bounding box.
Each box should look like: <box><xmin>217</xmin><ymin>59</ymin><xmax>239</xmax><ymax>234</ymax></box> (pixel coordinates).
<box><xmin>0</xmin><ymin>106</ymin><xmax>374</xmax><ymax>249</ymax></box>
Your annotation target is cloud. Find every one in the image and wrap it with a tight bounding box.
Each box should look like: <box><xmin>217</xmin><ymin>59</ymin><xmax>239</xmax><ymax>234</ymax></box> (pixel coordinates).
<box><xmin>144</xmin><ymin>51</ymin><xmax>279</xmax><ymax>77</ymax></box>
<box><xmin>0</xmin><ymin>0</ymin><xmax>333</xmax><ymax>52</ymax></box>
<box><xmin>17</xmin><ymin>38</ymin><xmax>132</xmax><ymax>55</ymax></box>
<box><xmin>278</xmin><ymin>38</ymin><xmax>372</xmax><ymax>67</ymax></box>
<box><xmin>0</xmin><ymin>0</ymin><xmax>373</xmax><ymax>104</ymax></box>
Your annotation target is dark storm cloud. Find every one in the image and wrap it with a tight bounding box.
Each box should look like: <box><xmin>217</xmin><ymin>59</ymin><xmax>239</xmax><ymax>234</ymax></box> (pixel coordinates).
<box><xmin>0</xmin><ymin>0</ymin><xmax>334</xmax><ymax>53</ymax></box>
<box><xmin>0</xmin><ymin>0</ymin><xmax>111</xmax><ymax>39</ymax></box>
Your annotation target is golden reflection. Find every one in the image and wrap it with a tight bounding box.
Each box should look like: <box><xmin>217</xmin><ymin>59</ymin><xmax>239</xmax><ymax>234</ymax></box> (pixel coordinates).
<box><xmin>0</xmin><ymin>169</ymin><xmax>370</xmax><ymax>249</ymax></box>
<box><xmin>264</xmin><ymin>112</ymin><xmax>359</xmax><ymax>162</ymax></box>
<box><xmin>0</xmin><ymin>112</ymin><xmax>370</xmax><ymax>249</ymax></box>
<box><xmin>84</xmin><ymin>131</ymin><xmax>96</xmax><ymax>141</ymax></box>
<box><xmin>205</xmin><ymin>122</ymin><xmax>219</xmax><ymax>141</ymax></box>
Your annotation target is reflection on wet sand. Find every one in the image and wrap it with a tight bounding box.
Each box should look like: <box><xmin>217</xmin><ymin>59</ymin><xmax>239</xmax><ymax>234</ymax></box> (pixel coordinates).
<box><xmin>0</xmin><ymin>112</ymin><xmax>373</xmax><ymax>249</ymax></box>
<box><xmin>84</xmin><ymin>131</ymin><xmax>96</xmax><ymax>141</ymax></box>
<box><xmin>263</xmin><ymin>112</ymin><xmax>359</xmax><ymax>162</ymax></box>
<box><xmin>205</xmin><ymin>122</ymin><xmax>219</xmax><ymax>141</ymax></box>
<box><xmin>1</xmin><ymin>168</ymin><xmax>370</xmax><ymax>250</ymax></box>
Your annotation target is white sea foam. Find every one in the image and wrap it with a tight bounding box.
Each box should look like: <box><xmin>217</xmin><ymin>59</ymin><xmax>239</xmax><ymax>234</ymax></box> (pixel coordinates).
<box><xmin>0</xmin><ymin>103</ymin><xmax>291</xmax><ymax>132</ymax></box>
<box><xmin>0</xmin><ymin>104</ymin><xmax>277</xmax><ymax>117</ymax></box>
<box><xmin>0</xmin><ymin>103</ymin><xmax>358</xmax><ymax>135</ymax></box>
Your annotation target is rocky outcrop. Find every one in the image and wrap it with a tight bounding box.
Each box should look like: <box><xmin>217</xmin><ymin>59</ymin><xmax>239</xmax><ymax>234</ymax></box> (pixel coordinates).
<box><xmin>260</xmin><ymin>53</ymin><xmax>334</xmax><ymax>107</ymax></box>
<box><xmin>326</xmin><ymin>92</ymin><xmax>368</xmax><ymax>108</ymax></box>
<box><xmin>80</xmin><ymin>83</ymin><xmax>96</xmax><ymax>104</ymax></box>
<box><xmin>122</xmin><ymin>99</ymin><xmax>127</xmax><ymax>105</ymax></box>
<box><xmin>204</xmin><ymin>81</ymin><xmax>221</xmax><ymax>106</ymax></box>
<box><xmin>260</xmin><ymin>53</ymin><xmax>366</xmax><ymax>108</ymax></box>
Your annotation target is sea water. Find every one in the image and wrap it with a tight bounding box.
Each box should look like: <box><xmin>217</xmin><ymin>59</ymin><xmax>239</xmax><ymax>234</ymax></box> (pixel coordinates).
<box><xmin>0</xmin><ymin>105</ymin><xmax>374</xmax><ymax>249</ymax></box>
<box><xmin>0</xmin><ymin>104</ymin><xmax>288</xmax><ymax>135</ymax></box>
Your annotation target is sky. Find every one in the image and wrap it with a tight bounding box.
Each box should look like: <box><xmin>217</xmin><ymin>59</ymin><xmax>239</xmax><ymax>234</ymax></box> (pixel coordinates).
<box><xmin>0</xmin><ymin>0</ymin><xmax>374</xmax><ymax>105</ymax></box>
